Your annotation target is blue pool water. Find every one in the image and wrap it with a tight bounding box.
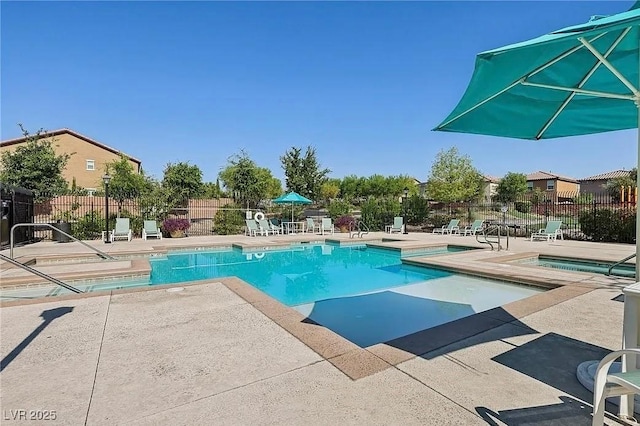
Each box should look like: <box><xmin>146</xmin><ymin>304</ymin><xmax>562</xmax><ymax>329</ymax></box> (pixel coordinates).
<box><xmin>149</xmin><ymin>244</ymin><xmax>457</xmax><ymax>306</ymax></box>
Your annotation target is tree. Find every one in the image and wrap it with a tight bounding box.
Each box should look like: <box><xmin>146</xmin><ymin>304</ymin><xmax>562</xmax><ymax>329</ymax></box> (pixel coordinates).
<box><xmin>219</xmin><ymin>151</ymin><xmax>278</xmax><ymax>208</ymax></box>
<box><xmin>280</xmin><ymin>146</ymin><xmax>330</xmax><ymax>200</ymax></box>
<box><xmin>104</xmin><ymin>155</ymin><xmax>151</xmax><ymax>211</ymax></box>
<box><xmin>495</xmin><ymin>172</ymin><xmax>527</xmax><ymax>202</ymax></box>
<box><xmin>606</xmin><ymin>168</ymin><xmax>637</xmax><ymax>202</ymax></box>
<box><xmin>425</xmin><ymin>147</ymin><xmax>483</xmax><ymax>203</ymax></box>
<box><xmin>320</xmin><ymin>179</ymin><xmax>341</xmax><ymax>203</ymax></box>
<box><xmin>162</xmin><ymin>162</ymin><xmax>204</xmax><ymax>206</ymax></box>
<box><xmin>0</xmin><ymin>124</ymin><xmax>71</xmax><ymax>201</ymax></box>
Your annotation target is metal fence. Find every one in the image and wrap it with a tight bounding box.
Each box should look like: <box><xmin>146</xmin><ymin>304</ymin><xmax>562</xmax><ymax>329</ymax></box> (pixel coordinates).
<box><xmin>32</xmin><ymin>196</ymin><xmax>237</xmax><ymax>240</ymax></box>
<box><xmin>429</xmin><ymin>191</ymin><xmax>636</xmax><ymax>243</ymax></box>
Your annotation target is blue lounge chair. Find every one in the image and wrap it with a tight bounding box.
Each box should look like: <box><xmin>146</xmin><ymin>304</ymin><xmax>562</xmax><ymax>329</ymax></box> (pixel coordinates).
<box><xmin>530</xmin><ymin>220</ymin><xmax>563</xmax><ymax>242</ymax></box>
<box><xmin>387</xmin><ymin>217</ymin><xmax>404</xmax><ymax>234</ymax></box>
<box><xmin>432</xmin><ymin>219</ymin><xmax>460</xmax><ymax>235</ymax></box>
<box><xmin>142</xmin><ymin>220</ymin><xmax>162</xmax><ymax>240</ymax></box>
<box><xmin>110</xmin><ymin>218</ymin><xmax>132</xmax><ymax>242</ymax></box>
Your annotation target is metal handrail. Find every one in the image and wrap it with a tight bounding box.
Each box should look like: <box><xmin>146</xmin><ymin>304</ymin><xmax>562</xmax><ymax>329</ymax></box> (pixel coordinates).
<box><xmin>10</xmin><ymin>223</ymin><xmax>115</xmax><ymax>260</ymax></box>
<box><xmin>0</xmin><ymin>253</ymin><xmax>83</xmax><ymax>294</ymax></box>
<box><xmin>606</xmin><ymin>253</ymin><xmax>636</xmax><ymax>276</ymax></box>
<box><xmin>476</xmin><ymin>224</ymin><xmax>509</xmax><ymax>251</ymax></box>
<box><xmin>349</xmin><ymin>221</ymin><xmax>370</xmax><ymax>239</ymax></box>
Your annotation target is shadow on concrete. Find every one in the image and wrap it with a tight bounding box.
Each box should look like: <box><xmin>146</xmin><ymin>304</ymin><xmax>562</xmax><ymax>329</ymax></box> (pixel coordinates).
<box><xmin>612</xmin><ymin>294</ymin><xmax>624</xmax><ymax>303</ymax></box>
<box><xmin>1</xmin><ymin>306</ymin><xmax>74</xmax><ymax>372</ymax></box>
<box><xmin>381</xmin><ymin>307</ymin><xmax>537</xmax><ymax>360</ymax></box>
<box><xmin>492</xmin><ymin>332</ymin><xmax>610</xmax><ymax>404</ymax></box>
<box><xmin>476</xmin><ymin>395</ymin><xmax>626</xmax><ymax>425</ymax></box>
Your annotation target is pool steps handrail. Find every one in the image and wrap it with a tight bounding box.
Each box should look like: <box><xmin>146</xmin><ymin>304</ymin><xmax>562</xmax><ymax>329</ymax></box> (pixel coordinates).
<box><xmin>10</xmin><ymin>223</ymin><xmax>115</xmax><ymax>260</ymax></box>
<box><xmin>476</xmin><ymin>223</ymin><xmax>509</xmax><ymax>251</ymax></box>
<box><xmin>349</xmin><ymin>221</ymin><xmax>370</xmax><ymax>239</ymax></box>
<box><xmin>0</xmin><ymin>253</ymin><xmax>83</xmax><ymax>294</ymax></box>
<box><xmin>606</xmin><ymin>253</ymin><xmax>636</xmax><ymax>276</ymax></box>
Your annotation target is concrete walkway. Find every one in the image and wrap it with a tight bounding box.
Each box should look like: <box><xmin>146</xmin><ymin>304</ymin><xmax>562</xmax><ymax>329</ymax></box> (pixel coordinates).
<box><xmin>0</xmin><ymin>233</ymin><xmax>636</xmax><ymax>424</ymax></box>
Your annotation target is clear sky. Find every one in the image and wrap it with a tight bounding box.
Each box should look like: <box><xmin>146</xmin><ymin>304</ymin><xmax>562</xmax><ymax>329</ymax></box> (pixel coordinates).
<box><xmin>1</xmin><ymin>1</ymin><xmax>636</xmax><ymax>185</ymax></box>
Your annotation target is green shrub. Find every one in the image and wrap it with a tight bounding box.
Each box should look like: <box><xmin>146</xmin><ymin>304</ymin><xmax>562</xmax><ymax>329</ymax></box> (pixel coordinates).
<box><xmin>327</xmin><ymin>199</ymin><xmax>352</xmax><ymax>219</ymax></box>
<box><xmin>514</xmin><ymin>201</ymin><xmax>531</xmax><ymax>213</ymax></box>
<box><xmin>429</xmin><ymin>213</ymin><xmax>454</xmax><ymax>228</ymax></box>
<box><xmin>213</xmin><ymin>205</ymin><xmax>245</xmax><ymax>235</ymax></box>
<box><xmin>579</xmin><ymin>208</ymin><xmax>635</xmax><ymax>243</ymax></box>
<box><xmin>360</xmin><ymin>197</ymin><xmax>401</xmax><ymax>231</ymax></box>
<box><xmin>72</xmin><ymin>211</ymin><xmax>104</xmax><ymax>240</ymax></box>
<box><xmin>405</xmin><ymin>195</ymin><xmax>430</xmax><ymax>225</ymax></box>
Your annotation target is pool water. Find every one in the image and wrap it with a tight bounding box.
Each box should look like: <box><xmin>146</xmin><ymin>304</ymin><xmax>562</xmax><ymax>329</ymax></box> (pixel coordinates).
<box><xmin>518</xmin><ymin>256</ymin><xmax>635</xmax><ymax>278</ymax></box>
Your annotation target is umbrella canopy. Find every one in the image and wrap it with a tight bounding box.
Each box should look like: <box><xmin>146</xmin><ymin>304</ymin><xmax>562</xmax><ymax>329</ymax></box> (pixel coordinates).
<box><xmin>273</xmin><ymin>191</ymin><xmax>312</xmax><ymax>223</ymax></box>
<box><xmin>434</xmin><ymin>2</ymin><xmax>640</xmax><ymax>277</ymax></box>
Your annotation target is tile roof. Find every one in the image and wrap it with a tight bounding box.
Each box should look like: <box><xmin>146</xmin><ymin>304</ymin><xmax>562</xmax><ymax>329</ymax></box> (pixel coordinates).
<box><xmin>483</xmin><ymin>175</ymin><xmax>500</xmax><ymax>183</ymax></box>
<box><xmin>579</xmin><ymin>169</ymin><xmax>631</xmax><ymax>181</ymax></box>
<box><xmin>0</xmin><ymin>128</ymin><xmax>141</xmax><ymax>164</ymax></box>
<box><xmin>526</xmin><ymin>171</ymin><xmax>578</xmax><ymax>183</ymax></box>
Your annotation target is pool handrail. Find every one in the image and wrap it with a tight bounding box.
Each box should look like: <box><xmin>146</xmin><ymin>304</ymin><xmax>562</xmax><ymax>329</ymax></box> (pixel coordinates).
<box><xmin>0</xmin><ymin>253</ymin><xmax>83</xmax><ymax>294</ymax></box>
<box><xmin>10</xmin><ymin>223</ymin><xmax>115</xmax><ymax>260</ymax></box>
<box><xmin>607</xmin><ymin>253</ymin><xmax>636</xmax><ymax>276</ymax></box>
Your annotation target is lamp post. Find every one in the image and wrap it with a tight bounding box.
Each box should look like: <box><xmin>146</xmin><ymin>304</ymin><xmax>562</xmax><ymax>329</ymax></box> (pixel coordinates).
<box><xmin>102</xmin><ymin>174</ymin><xmax>111</xmax><ymax>243</ymax></box>
<box><xmin>403</xmin><ymin>187</ymin><xmax>409</xmax><ymax>234</ymax></box>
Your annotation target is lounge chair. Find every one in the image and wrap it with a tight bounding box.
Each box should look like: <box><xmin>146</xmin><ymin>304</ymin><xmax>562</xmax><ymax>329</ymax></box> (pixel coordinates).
<box><xmin>386</xmin><ymin>217</ymin><xmax>404</xmax><ymax>234</ymax></box>
<box><xmin>530</xmin><ymin>220</ymin><xmax>563</xmax><ymax>242</ymax></box>
<box><xmin>269</xmin><ymin>218</ymin><xmax>283</xmax><ymax>235</ymax></box>
<box><xmin>432</xmin><ymin>219</ymin><xmax>460</xmax><ymax>235</ymax></box>
<box><xmin>306</xmin><ymin>218</ymin><xmax>320</xmax><ymax>234</ymax></box>
<box><xmin>142</xmin><ymin>220</ymin><xmax>162</xmax><ymax>240</ymax></box>
<box><xmin>462</xmin><ymin>219</ymin><xmax>484</xmax><ymax>236</ymax></box>
<box><xmin>591</xmin><ymin>348</ymin><xmax>640</xmax><ymax>425</ymax></box>
<box><xmin>258</xmin><ymin>219</ymin><xmax>278</xmax><ymax>235</ymax></box>
<box><xmin>321</xmin><ymin>218</ymin><xmax>335</xmax><ymax>235</ymax></box>
<box><xmin>245</xmin><ymin>219</ymin><xmax>266</xmax><ymax>237</ymax></box>
<box><xmin>110</xmin><ymin>218</ymin><xmax>132</xmax><ymax>242</ymax></box>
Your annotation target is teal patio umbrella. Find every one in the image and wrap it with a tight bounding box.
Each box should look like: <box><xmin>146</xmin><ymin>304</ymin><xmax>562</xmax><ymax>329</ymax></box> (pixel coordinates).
<box><xmin>273</xmin><ymin>191</ymin><xmax>312</xmax><ymax>223</ymax></box>
<box><xmin>434</xmin><ymin>2</ymin><xmax>640</xmax><ymax>277</ymax></box>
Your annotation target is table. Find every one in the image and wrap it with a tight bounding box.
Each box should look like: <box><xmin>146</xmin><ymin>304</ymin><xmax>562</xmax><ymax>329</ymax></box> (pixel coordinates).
<box><xmin>283</xmin><ymin>221</ymin><xmax>306</xmax><ymax>234</ymax></box>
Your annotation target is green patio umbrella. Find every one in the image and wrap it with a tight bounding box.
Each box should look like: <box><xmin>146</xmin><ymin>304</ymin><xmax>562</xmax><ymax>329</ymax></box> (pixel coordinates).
<box><xmin>273</xmin><ymin>191</ymin><xmax>312</xmax><ymax>223</ymax></box>
<box><xmin>434</xmin><ymin>2</ymin><xmax>640</xmax><ymax>277</ymax></box>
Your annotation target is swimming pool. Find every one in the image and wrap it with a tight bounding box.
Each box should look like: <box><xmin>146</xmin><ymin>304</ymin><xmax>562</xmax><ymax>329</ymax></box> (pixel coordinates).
<box><xmin>516</xmin><ymin>256</ymin><xmax>635</xmax><ymax>278</ymax></box>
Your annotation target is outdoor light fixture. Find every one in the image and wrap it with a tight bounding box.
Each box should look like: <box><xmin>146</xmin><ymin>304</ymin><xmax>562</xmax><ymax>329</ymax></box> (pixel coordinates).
<box><xmin>403</xmin><ymin>187</ymin><xmax>409</xmax><ymax>234</ymax></box>
<box><xmin>102</xmin><ymin>174</ymin><xmax>111</xmax><ymax>244</ymax></box>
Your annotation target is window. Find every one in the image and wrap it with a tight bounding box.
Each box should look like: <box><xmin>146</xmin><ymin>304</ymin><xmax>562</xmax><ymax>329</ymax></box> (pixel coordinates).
<box><xmin>86</xmin><ymin>160</ymin><xmax>95</xmax><ymax>171</ymax></box>
<box><xmin>86</xmin><ymin>188</ymin><xmax>96</xmax><ymax>196</ymax></box>
<box><xmin>527</xmin><ymin>182</ymin><xmax>533</xmax><ymax>191</ymax></box>
<box><xmin>546</xmin><ymin>180</ymin><xmax>555</xmax><ymax>190</ymax></box>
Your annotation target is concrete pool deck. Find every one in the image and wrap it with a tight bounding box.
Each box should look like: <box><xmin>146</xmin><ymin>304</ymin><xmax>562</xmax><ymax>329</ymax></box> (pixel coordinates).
<box><xmin>0</xmin><ymin>232</ymin><xmax>636</xmax><ymax>424</ymax></box>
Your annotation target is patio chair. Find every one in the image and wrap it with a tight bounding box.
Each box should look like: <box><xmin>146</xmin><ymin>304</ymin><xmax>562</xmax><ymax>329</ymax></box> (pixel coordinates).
<box><xmin>245</xmin><ymin>219</ymin><xmax>266</xmax><ymax>237</ymax></box>
<box><xmin>530</xmin><ymin>220</ymin><xmax>563</xmax><ymax>242</ymax></box>
<box><xmin>306</xmin><ymin>218</ymin><xmax>320</xmax><ymax>234</ymax></box>
<box><xmin>432</xmin><ymin>219</ymin><xmax>460</xmax><ymax>235</ymax></box>
<box><xmin>258</xmin><ymin>219</ymin><xmax>278</xmax><ymax>235</ymax></box>
<box><xmin>592</xmin><ymin>348</ymin><xmax>640</xmax><ymax>425</ymax></box>
<box><xmin>462</xmin><ymin>219</ymin><xmax>484</xmax><ymax>236</ymax></box>
<box><xmin>386</xmin><ymin>217</ymin><xmax>404</xmax><ymax>234</ymax></box>
<box><xmin>269</xmin><ymin>218</ymin><xmax>283</xmax><ymax>235</ymax></box>
<box><xmin>142</xmin><ymin>220</ymin><xmax>162</xmax><ymax>240</ymax></box>
<box><xmin>110</xmin><ymin>218</ymin><xmax>132</xmax><ymax>242</ymax></box>
<box><xmin>321</xmin><ymin>218</ymin><xmax>335</xmax><ymax>235</ymax></box>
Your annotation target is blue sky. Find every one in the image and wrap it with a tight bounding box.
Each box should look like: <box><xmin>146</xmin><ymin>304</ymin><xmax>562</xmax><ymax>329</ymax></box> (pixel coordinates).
<box><xmin>1</xmin><ymin>1</ymin><xmax>636</xmax><ymax>184</ymax></box>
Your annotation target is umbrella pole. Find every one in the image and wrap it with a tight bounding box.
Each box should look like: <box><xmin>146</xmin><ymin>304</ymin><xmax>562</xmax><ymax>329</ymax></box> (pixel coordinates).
<box><xmin>636</xmin><ymin>102</ymin><xmax>640</xmax><ymax>281</ymax></box>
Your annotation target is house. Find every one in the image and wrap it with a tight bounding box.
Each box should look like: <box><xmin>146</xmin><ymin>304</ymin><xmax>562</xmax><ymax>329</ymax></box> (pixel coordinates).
<box><xmin>0</xmin><ymin>128</ymin><xmax>141</xmax><ymax>195</ymax></box>
<box><xmin>579</xmin><ymin>169</ymin><xmax>632</xmax><ymax>195</ymax></box>
<box><xmin>526</xmin><ymin>171</ymin><xmax>579</xmax><ymax>201</ymax></box>
<box><xmin>481</xmin><ymin>175</ymin><xmax>500</xmax><ymax>202</ymax></box>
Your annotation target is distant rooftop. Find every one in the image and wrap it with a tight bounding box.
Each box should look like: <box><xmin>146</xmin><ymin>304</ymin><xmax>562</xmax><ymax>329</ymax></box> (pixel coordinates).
<box><xmin>580</xmin><ymin>169</ymin><xmax>631</xmax><ymax>181</ymax></box>
<box><xmin>526</xmin><ymin>171</ymin><xmax>577</xmax><ymax>183</ymax></box>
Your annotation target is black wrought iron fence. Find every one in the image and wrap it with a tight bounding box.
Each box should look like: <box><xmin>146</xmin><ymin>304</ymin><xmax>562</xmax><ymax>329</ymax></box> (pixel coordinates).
<box><xmin>428</xmin><ymin>191</ymin><xmax>636</xmax><ymax>243</ymax></box>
